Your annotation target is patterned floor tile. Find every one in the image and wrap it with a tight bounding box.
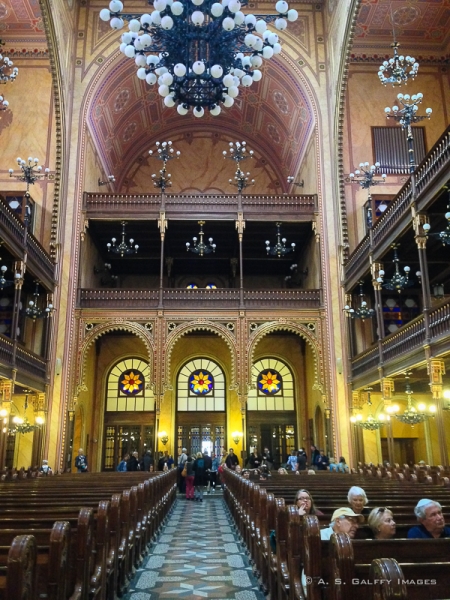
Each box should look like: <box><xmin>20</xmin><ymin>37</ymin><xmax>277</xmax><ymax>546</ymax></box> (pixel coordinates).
<box><xmin>124</xmin><ymin>498</ymin><xmax>265</xmax><ymax>600</ymax></box>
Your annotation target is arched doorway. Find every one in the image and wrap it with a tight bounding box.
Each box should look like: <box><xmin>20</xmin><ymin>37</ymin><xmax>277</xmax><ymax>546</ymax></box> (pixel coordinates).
<box><xmin>176</xmin><ymin>357</ymin><xmax>226</xmax><ymax>459</ymax></box>
<box><xmin>247</xmin><ymin>357</ymin><xmax>297</xmax><ymax>468</ymax></box>
<box><xmin>102</xmin><ymin>357</ymin><xmax>155</xmax><ymax>470</ymax></box>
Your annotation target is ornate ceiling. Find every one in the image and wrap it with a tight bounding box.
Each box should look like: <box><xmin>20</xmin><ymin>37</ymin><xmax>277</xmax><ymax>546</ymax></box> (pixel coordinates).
<box><xmin>353</xmin><ymin>0</ymin><xmax>450</xmax><ymax>54</ymax></box>
<box><xmin>87</xmin><ymin>53</ymin><xmax>314</xmax><ymax>190</ymax></box>
<box><xmin>0</xmin><ymin>0</ymin><xmax>48</xmax><ymax>50</ymax></box>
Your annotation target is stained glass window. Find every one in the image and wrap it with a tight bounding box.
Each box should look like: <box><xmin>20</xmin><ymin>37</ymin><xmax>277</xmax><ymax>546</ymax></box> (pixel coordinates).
<box><xmin>106</xmin><ymin>358</ymin><xmax>155</xmax><ymax>411</ymax></box>
<box><xmin>189</xmin><ymin>370</ymin><xmax>214</xmax><ymax>395</ymax></box>
<box><xmin>205</xmin><ymin>283</ymin><xmax>217</xmax><ymax>289</ymax></box>
<box><xmin>258</xmin><ymin>369</ymin><xmax>282</xmax><ymax>395</ymax></box>
<box><xmin>248</xmin><ymin>358</ymin><xmax>295</xmax><ymax>411</ymax></box>
<box><xmin>119</xmin><ymin>369</ymin><xmax>144</xmax><ymax>395</ymax></box>
<box><xmin>177</xmin><ymin>358</ymin><xmax>225</xmax><ymax>411</ymax></box>
<box><xmin>186</xmin><ymin>283</ymin><xmax>198</xmax><ymax>289</ymax></box>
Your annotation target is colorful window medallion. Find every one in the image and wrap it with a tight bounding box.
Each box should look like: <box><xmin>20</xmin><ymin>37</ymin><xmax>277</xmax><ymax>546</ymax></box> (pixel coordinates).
<box><xmin>205</xmin><ymin>283</ymin><xmax>217</xmax><ymax>289</ymax></box>
<box><xmin>258</xmin><ymin>369</ymin><xmax>282</xmax><ymax>395</ymax></box>
<box><xmin>120</xmin><ymin>369</ymin><xmax>144</xmax><ymax>395</ymax></box>
<box><xmin>186</xmin><ymin>283</ymin><xmax>198</xmax><ymax>289</ymax></box>
<box><xmin>189</xmin><ymin>370</ymin><xmax>214</xmax><ymax>395</ymax></box>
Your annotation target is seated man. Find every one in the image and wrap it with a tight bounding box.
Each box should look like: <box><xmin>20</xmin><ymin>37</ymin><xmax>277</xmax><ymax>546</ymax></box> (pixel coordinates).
<box><xmin>320</xmin><ymin>507</ymin><xmax>364</xmax><ymax>540</ymax></box>
<box><xmin>302</xmin><ymin>508</ymin><xmax>364</xmax><ymax>596</ymax></box>
<box><xmin>408</xmin><ymin>499</ymin><xmax>450</xmax><ymax>539</ymax></box>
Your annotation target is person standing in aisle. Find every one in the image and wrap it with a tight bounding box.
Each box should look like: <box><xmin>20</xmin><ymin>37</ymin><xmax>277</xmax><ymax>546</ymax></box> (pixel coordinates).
<box><xmin>75</xmin><ymin>448</ymin><xmax>88</xmax><ymax>473</ymax></box>
<box><xmin>178</xmin><ymin>447</ymin><xmax>188</xmax><ymax>493</ymax></box>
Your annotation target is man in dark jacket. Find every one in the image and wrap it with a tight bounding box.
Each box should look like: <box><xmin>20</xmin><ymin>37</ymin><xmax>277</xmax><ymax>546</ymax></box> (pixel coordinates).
<box><xmin>141</xmin><ymin>450</ymin><xmax>153</xmax><ymax>472</ymax></box>
<box><xmin>316</xmin><ymin>450</ymin><xmax>329</xmax><ymax>471</ymax></box>
<box><xmin>127</xmin><ymin>451</ymin><xmax>140</xmax><ymax>471</ymax></box>
<box><xmin>225</xmin><ymin>448</ymin><xmax>239</xmax><ymax>470</ymax></box>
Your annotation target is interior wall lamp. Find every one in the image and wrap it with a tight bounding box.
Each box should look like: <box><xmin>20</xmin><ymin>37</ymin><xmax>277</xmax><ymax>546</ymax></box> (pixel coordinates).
<box><xmin>232</xmin><ymin>431</ymin><xmax>243</xmax><ymax>445</ymax></box>
<box><xmin>158</xmin><ymin>430</ymin><xmax>169</xmax><ymax>445</ymax></box>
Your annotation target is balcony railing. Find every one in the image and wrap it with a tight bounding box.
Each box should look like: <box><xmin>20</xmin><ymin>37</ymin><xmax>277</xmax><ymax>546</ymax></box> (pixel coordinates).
<box><xmin>344</xmin><ymin>125</ymin><xmax>450</xmax><ymax>288</ymax></box>
<box><xmin>78</xmin><ymin>288</ymin><xmax>322</xmax><ymax>309</ymax></box>
<box><xmin>351</xmin><ymin>299</ymin><xmax>450</xmax><ymax>382</ymax></box>
<box><xmin>0</xmin><ymin>199</ymin><xmax>55</xmax><ymax>288</ymax></box>
<box><xmin>0</xmin><ymin>335</ymin><xmax>47</xmax><ymax>384</ymax></box>
<box><xmin>83</xmin><ymin>192</ymin><xmax>317</xmax><ymax>220</ymax></box>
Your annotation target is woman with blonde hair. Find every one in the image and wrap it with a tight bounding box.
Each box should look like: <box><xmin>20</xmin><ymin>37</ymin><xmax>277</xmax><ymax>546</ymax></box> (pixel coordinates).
<box><xmin>368</xmin><ymin>507</ymin><xmax>396</xmax><ymax>539</ymax></box>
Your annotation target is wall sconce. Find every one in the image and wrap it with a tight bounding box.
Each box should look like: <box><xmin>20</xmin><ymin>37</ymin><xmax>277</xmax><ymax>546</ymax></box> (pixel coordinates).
<box><xmin>158</xmin><ymin>430</ymin><xmax>169</xmax><ymax>445</ymax></box>
<box><xmin>98</xmin><ymin>175</ymin><xmax>115</xmax><ymax>186</ymax></box>
<box><xmin>231</xmin><ymin>431</ymin><xmax>242</xmax><ymax>445</ymax></box>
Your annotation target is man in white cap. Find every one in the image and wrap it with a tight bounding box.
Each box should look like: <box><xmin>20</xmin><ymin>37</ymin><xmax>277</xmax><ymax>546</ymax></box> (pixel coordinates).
<box><xmin>302</xmin><ymin>507</ymin><xmax>364</xmax><ymax>596</ymax></box>
<box><xmin>408</xmin><ymin>499</ymin><xmax>450</xmax><ymax>538</ymax></box>
<box><xmin>320</xmin><ymin>507</ymin><xmax>365</xmax><ymax>540</ymax></box>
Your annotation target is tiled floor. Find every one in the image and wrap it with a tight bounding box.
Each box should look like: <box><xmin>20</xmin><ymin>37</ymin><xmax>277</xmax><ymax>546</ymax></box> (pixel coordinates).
<box><xmin>125</xmin><ymin>495</ymin><xmax>266</xmax><ymax>600</ymax></box>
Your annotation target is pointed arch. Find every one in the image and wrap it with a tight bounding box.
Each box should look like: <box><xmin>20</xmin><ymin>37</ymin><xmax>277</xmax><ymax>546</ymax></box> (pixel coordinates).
<box><xmin>164</xmin><ymin>321</ymin><xmax>238</xmax><ymax>392</ymax></box>
<box><xmin>246</xmin><ymin>321</ymin><xmax>326</xmax><ymax>402</ymax></box>
<box><xmin>75</xmin><ymin>321</ymin><xmax>154</xmax><ymax>399</ymax></box>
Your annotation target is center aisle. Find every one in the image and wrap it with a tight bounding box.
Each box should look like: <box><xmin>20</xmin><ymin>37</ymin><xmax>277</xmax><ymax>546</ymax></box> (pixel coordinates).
<box><xmin>125</xmin><ymin>495</ymin><xmax>266</xmax><ymax>599</ymax></box>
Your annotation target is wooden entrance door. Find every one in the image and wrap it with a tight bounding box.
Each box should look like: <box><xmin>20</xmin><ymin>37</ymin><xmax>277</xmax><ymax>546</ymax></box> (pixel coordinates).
<box><xmin>247</xmin><ymin>411</ymin><xmax>297</xmax><ymax>469</ymax></box>
<box><xmin>103</xmin><ymin>418</ymin><xmax>154</xmax><ymax>470</ymax></box>
<box><xmin>176</xmin><ymin>413</ymin><xmax>225</xmax><ymax>460</ymax></box>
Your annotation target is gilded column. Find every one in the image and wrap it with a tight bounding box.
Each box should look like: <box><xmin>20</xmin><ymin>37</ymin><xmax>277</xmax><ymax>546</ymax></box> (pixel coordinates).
<box><xmin>413</xmin><ymin>211</ymin><xmax>431</xmax><ymax>339</ymax></box>
<box><xmin>381</xmin><ymin>377</ymin><xmax>395</xmax><ymax>465</ymax></box>
<box><xmin>428</xmin><ymin>358</ymin><xmax>448</xmax><ymax>466</ymax></box>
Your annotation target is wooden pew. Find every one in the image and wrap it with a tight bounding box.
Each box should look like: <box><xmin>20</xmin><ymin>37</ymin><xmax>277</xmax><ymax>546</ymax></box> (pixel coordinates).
<box><xmin>0</xmin><ymin>535</ymin><xmax>36</xmax><ymax>600</ymax></box>
<box><xmin>330</xmin><ymin>532</ymin><xmax>450</xmax><ymax>600</ymax></box>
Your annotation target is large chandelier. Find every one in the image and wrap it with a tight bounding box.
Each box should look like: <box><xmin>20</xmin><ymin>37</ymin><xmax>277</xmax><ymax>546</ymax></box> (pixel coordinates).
<box><xmin>7</xmin><ymin>398</ymin><xmax>44</xmax><ymax>435</ymax></box>
<box><xmin>378</xmin><ymin>42</ymin><xmax>419</xmax><ymax>87</ymax></box>
<box><xmin>0</xmin><ymin>46</ymin><xmax>18</xmax><ymax>109</ymax></box>
<box><xmin>351</xmin><ymin>412</ymin><xmax>387</xmax><ymax>431</ymax></box>
<box><xmin>186</xmin><ymin>220</ymin><xmax>216</xmax><ymax>255</ymax></box>
<box><xmin>350</xmin><ymin>388</ymin><xmax>387</xmax><ymax>431</ymax></box>
<box><xmin>394</xmin><ymin>376</ymin><xmax>436</xmax><ymax>426</ymax></box>
<box><xmin>376</xmin><ymin>244</ymin><xmax>413</xmax><ymax>293</ymax></box>
<box><xmin>265</xmin><ymin>222</ymin><xmax>295</xmax><ymax>257</ymax></box>
<box><xmin>423</xmin><ymin>187</ymin><xmax>450</xmax><ymax>246</ymax></box>
<box><xmin>100</xmin><ymin>0</ymin><xmax>298</xmax><ymax>116</ymax></box>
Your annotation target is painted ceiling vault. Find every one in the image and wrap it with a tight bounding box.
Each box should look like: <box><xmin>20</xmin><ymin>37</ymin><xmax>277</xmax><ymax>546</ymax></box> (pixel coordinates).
<box><xmin>354</xmin><ymin>0</ymin><xmax>450</xmax><ymax>53</ymax></box>
<box><xmin>87</xmin><ymin>53</ymin><xmax>314</xmax><ymax>190</ymax></box>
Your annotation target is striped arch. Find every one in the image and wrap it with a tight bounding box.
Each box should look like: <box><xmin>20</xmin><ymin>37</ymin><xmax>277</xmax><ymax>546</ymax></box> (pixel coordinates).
<box><xmin>246</xmin><ymin>321</ymin><xmax>326</xmax><ymax>402</ymax></box>
<box><xmin>75</xmin><ymin>321</ymin><xmax>155</xmax><ymax>399</ymax></box>
<box><xmin>164</xmin><ymin>321</ymin><xmax>238</xmax><ymax>392</ymax></box>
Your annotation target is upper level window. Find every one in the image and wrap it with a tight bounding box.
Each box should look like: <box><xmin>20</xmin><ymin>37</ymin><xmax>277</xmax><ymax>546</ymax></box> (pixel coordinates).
<box><xmin>177</xmin><ymin>358</ymin><xmax>225</xmax><ymax>411</ymax></box>
<box><xmin>248</xmin><ymin>357</ymin><xmax>295</xmax><ymax>411</ymax></box>
<box><xmin>372</xmin><ymin>126</ymin><xmax>426</xmax><ymax>175</ymax></box>
<box><xmin>106</xmin><ymin>357</ymin><xmax>154</xmax><ymax>411</ymax></box>
<box><xmin>186</xmin><ymin>283</ymin><xmax>198</xmax><ymax>289</ymax></box>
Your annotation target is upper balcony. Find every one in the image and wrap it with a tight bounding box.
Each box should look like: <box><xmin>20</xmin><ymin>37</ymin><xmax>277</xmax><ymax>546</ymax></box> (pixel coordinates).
<box><xmin>83</xmin><ymin>192</ymin><xmax>318</xmax><ymax>221</ymax></box>
<box><xmin>77</xmin><ymin>288</ymin><xmax>322</xmax><ymax>311</ymax></box>
<box><xmin>0</xmin><ymin>197</ymin><xmax>55</xmax><ymax>290</ymax></box>
<box><xmin>350</xmin><ymin>297</ymin><xmax>450</xmax><ymax>389</ymax></box>
<box><xmin>344</xmin><ymin>125</ymin><xmax>450</xmax><ymax>290</ymax></box>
